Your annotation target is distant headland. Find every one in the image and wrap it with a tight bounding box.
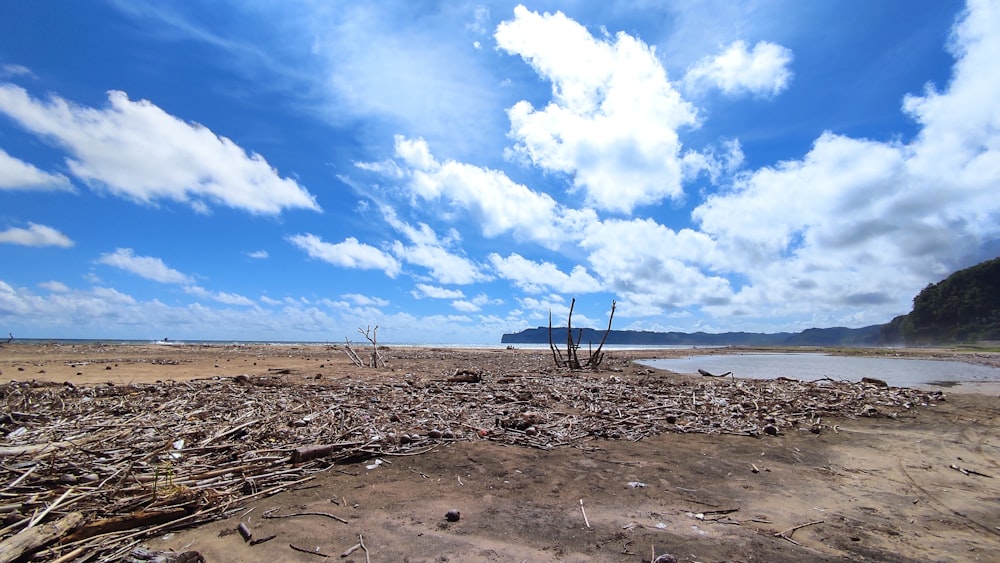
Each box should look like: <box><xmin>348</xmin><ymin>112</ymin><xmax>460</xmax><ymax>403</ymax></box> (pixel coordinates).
<box><xmin>501</xmin><ymin>325</ymin><xmax>883</xmax><ymax>346</ymax></box>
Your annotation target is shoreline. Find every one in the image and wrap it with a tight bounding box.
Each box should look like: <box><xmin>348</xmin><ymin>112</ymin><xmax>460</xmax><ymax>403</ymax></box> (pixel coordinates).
<box><xmin>0</xmin><ymin>343</ymin><xmax>998</xmax><ymax>561</ymax></box>
<box><xmin>3</xmin><ymin>341</ymin><xmax>998</xmax><ymax>393</ymax></box>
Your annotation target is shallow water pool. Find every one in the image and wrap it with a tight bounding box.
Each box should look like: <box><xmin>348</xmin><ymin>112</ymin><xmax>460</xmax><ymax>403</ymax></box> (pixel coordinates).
<box><xmin>640</xmin><ymin>352</ymin><xmax>1000</xmax><ymax>388</ymax></box>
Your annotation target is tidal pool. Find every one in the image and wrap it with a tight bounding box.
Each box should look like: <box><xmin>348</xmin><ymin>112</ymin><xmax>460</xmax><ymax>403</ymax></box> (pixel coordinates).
<box><xmin>641</xmin><ymin>352</ymin><xmax>1000</xmax><ymax>389</ymax></box>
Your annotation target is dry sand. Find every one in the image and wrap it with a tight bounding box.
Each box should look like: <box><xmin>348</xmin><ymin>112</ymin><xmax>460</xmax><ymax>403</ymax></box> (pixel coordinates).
<box><xmin>1</xmin><ymin>342</ymin><xmax>999</xmax><ymax>562</ymax></box>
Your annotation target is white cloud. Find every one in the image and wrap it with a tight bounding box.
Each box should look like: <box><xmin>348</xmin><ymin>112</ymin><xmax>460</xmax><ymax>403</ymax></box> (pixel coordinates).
<box><xmin>0</xmin><ymin>84</ymin><xmax>320</xmax><ymax>214</ymax></box>
<box><xmin>369</xmin><ymin>136</ymin><xmax>598</xmax><ymax>250</ymax></box>
<box><xmin>340</xmin><ymin>293</ymin><xmax>389</xmax><ymax>307</ymax></box>
<box><xmin>452</xmin><ymin>292</ymin><xmax>502</xmax><ymax>312</ymax></box>
<box><xmin>496</xmin><ymin>5</ymin><xmax>699</xmax><ymax>213</ymax></box>
<box><xmin>38</xmin><ymin>281</ymin><xmax>69</xmax><ymax>292</ymax></box>
<box><xmin>380</xmin><ymin>204</ymin><xmax>492</xmax><ymax>284</ymax></box>
<box><xmin>387</xmin><ymin>136</ymin><xmax>586</xmax><ymax>247</ymax></box>
<box><xmin>576</xmin><ymin>218</ymin><xmax>734</xmax><ymax>313</ymax></box>
<box><xmin>1</xmin><ymin>64</ymin><xmax>35</xmax><ymax>79</ymax></box>
<box><xmin>97</xmin><ymin>248</ymin><xmax>193</xmax><ymax>284</ymax></box>
<box><xmin>184</xmin><ymin>285</ymin><xmax>255</xmax><ymax>306</ymax></box>
<box><xmin>0</xmin><ymin>223</ymin><xmax>74</xmax><ymax>247</ymax></box>
<box><xmin>414</xmin><ymin>284</ymin><xmax>465</xmax><ymax>299</ymax></box>
<box><xmin>681</xmin><ymin>0</ymin><xmax>1000</xmax><ymax>326</ymax></box>
<box><xmin>683</xmin><ymin>40</ymin><xmax>793</xmax><ymax>97</ymax></box>
<box><xmin>0</xmin><ymin>149</ymin><xmax>73</xmax><ymax>190</ymax></box>
<box><xmin>246</xmin><ymin>250</ymin><xmax>269</xmax><ymax>259</ymax></box>
<box><xmin>489</xmin><ymin>253</ymin><xmax>601</xmax><ymax>294</ymax></box>
<box><xmin>288</xmin><ymin>233</ymin><xmax>401</xmax><ymax>277</ymax></box>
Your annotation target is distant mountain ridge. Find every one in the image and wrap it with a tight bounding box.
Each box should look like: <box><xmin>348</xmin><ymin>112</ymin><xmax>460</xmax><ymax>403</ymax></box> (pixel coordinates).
<box><xmin>501</xmin><ymin>325</ymin><xmax>883</xmax><ymax>346</ymax></box>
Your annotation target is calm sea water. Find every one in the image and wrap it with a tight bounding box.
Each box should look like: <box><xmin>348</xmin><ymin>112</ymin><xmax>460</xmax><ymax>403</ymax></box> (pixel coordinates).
<box><xmin>641</xmin><ymin>352</ymin><xmax>1000</xmax><ymax>388</ymax></box>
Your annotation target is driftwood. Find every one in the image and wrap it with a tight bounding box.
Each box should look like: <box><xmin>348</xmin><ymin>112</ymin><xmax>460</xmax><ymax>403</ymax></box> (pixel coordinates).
<box><xmin>291</xmin><ymin>442</ymin><xmax>365</xmax><ymax>464</ymax></box>
<box><xmin>123</xmin><ymin>547</ymin><xmax>205</xmax><ymax>563</ymax></box>
<box><xmin>0</xmin><ymin>347</ymin><xmax>944</xmax><ymax>561</ymax></box>
<box><xmin>548</xmin><ymin>299</ymin><xmax>617</xmax><ymax>370</ymax></box>
<box><xmin>63</xmin><ymin>507</ymin><xmax>190</xmax><ymax>543</ymax></box>
<box><xmin>698</xmin><ymin>369</ymin><xmax>733</xmax><ymax>378</ymax></box>
<box><xmin>345</xmin><ymin>325</ymin><xmax>386</xmax><ymax>368</ymax></box>
<box><xmin>0</xmin><ymin>511</ymin><xmax>84</xmax><ymax>563</ymax></box>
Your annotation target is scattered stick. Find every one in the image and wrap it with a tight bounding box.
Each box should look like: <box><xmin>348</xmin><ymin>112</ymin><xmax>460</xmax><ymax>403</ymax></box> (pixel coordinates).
<box><xmin>950</xmin><ymin>464</ymin><xmax>993</xmax><ymax>478</ymax></box>
<box><xmin>26</xmin><ymin>487</ymin><xmax>74</xmax><ymax>529</ymax></box>
<box><xmin>263</xmin><ymin>507</ymin><xmax>349</xmax><ymax>524</ymax></box>
<box><xmin>289</xmin><ymin>543</ymin><xmax>331</xmax><ymax>557</ymax></box>
<box><xmin>579</xmin><ymin>499</ymin><xmax>591</xmax><ymax>528</ymax></box>
<box><xmin>358</xmin><ymin>533</ymin><xmax>371</xmax><ymax>563</ymax></box>
<box><xmin>340</xmin><ymin>541</ymin><xmax>362</xmax><ymax>558</ymax></box>
<box><xmin>249</xmin><ymin>534</ymin><xmax>277</xmax><ymax>546</ymax></box>
<box><xmin>774</xmin><ymin>519</ymin><xmax>824</xmax><ymax>545</ymax></box>
<box><xmin>0</xmin><ymin>347</ymin><xmax>942</xmax><ymax>560</ymax></box>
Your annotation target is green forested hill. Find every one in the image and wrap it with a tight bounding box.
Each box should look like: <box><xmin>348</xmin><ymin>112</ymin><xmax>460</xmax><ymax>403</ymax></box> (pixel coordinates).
<box><xmin>884</xmin><ymin>257</ymin><xmax>1000</xmax><ymax>344</ymax></box>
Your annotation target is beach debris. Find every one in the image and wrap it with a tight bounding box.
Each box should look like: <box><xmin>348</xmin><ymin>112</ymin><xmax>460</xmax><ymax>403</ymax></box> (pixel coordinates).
<box><xmin>774</xmin><ymin>519</ymin><xmax>825</xmax><ymax>546</ymax></box>
<box><xmin>344</xmin><ymin>325</ymin><xmax>386</xmax><ymax>368</ymax></box>
<box><xmin>0</xmin><ymin>347</ymin><xmax>942</xmax><ymax>561</ymax></box>
<box><xmin>0</xmin><ymin>511</ymin><xmax>84</xmax><ymax>563</ymax></box>
<box><xmin>122</xmin><ymin>547</ymin><xmax>205</xmax><ymax>562</ymax></box>
<box><xmin>698</xmin><ymin>369</ymin><xmax>733</xmax><ymax>378</ymax></box>
<box><xmin>237</xmin><ymin>521</ymin><xmax>253</xmax><ymax>542</ymax></box>
<box><xmin>250</xmin><ymin>533</ymin><xmax>277</xmax><ymax>546</ymax></box>
<box><xmin>861</xmin><ymin>377</ymin><xmax>889</xmax><ymax>387</ymax></box>
<box><xmin>548</xmin><ymin>298</ymin><xmax>617</xmax><ymax>370</ymax></box>
<box><xmin>289</xmin><ymin>543</ymin><xmax>332</xmax><ymax>557</ymax></box>
<box><xmin>949</xmin><ymin>463</ymin><xmax>993</xmax><ymax>478</ymax></box>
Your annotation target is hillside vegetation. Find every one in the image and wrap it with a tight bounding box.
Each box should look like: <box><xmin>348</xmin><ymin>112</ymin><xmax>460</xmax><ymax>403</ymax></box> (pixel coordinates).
<box><xmin>883</xmin><ymin>256</ymin><xmax>1000</xmax><ymax>345</ymax></box>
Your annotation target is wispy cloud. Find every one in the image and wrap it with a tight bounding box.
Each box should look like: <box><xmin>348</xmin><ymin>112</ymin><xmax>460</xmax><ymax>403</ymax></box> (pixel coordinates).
<box><xmin>0</xmin><ymin>223</ymin><xmax>74</xmax><ymax>247</ymax></box>
<box><xmin>489</xmin><ymin>253</ymin><xmax>601</xmax><ymax>295</ymax></box>
<box><xmin>184</xmin><ymin>285</ymin><xmax>255</xmax><ymax>306</ymax></box>
<box><xmin>0</xmin><ymin>85</ymin><xmax>320</xmax><ymax>215</ymax></box>
<box><xmin>288</xmin><ymin>233</ymin><xmax>401</xmax><ymax>277</ymax></box>
<box><xmin>0</xmin><ymin>148</ymin><xmax>73</xmax><ymax>190</ymax></box>
<box><xmin>413</xmin><ymin>284</ymin><xmax>464</xmax><ymax>299</ymax></box>
<box><xmin>97</xmin><ymin>248</ymin><xmax>192</xmax><ymax>284</ymax></box>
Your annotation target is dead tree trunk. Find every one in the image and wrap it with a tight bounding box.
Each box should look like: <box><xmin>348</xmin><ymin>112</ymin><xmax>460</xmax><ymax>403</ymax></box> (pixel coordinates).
<box><xmin>548</xmin><ymin>299</ymin><xmax>617</xmax><ymax>371</ymax></box>
<box><xmin>345</xmin><ymin>325</ymin><xmax>386</xmax><ymax>368</ymax></box>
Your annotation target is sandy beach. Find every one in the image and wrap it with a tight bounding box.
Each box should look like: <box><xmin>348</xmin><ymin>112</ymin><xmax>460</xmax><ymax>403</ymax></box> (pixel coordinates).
<box><xmin>1</xmin><ymin>343</ymin><xmax>998</xmax><ymax>562</ymax></box>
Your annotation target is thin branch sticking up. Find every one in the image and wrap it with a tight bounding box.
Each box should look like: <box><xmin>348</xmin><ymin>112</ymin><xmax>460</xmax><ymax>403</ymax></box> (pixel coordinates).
<box><xmin>548</xmin><ymin>299</ymin><xmax>617</xmax><ymax>371</ymax></box>
<box><xmin>344</xmin><ymin>325</ymin><xmax>387</xmax><ymax>368</ymax></box>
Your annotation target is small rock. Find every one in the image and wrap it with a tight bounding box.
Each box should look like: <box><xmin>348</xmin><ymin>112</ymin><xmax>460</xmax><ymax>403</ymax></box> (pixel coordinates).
<box><xmin>428</xmin><ymin>429</ymin><xmax>443</xmax><ymax>439</ymax></box>
<box><xmin>763</xmin><ymin>424</ymin><xmax>778</xmax><ymax>436</ymax></box>
<box><xmin>445</xmin><ymin>509</ymin><xmax>461</xmax><ymax>522</ymax></box>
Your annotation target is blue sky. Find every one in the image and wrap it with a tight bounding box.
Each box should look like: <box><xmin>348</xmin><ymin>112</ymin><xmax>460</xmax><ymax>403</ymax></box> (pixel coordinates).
<box><xmin>1</xmin><ymin>0</ymin><xmax>997</xmax><ymax>343</ymax></box>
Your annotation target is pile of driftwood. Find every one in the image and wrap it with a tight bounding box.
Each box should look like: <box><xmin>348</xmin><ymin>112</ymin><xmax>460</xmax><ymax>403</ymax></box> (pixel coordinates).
<box><xmin>0</xmin><ymin>352</ymin><xmax>941</xmax><ymax>561</ymax></box>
